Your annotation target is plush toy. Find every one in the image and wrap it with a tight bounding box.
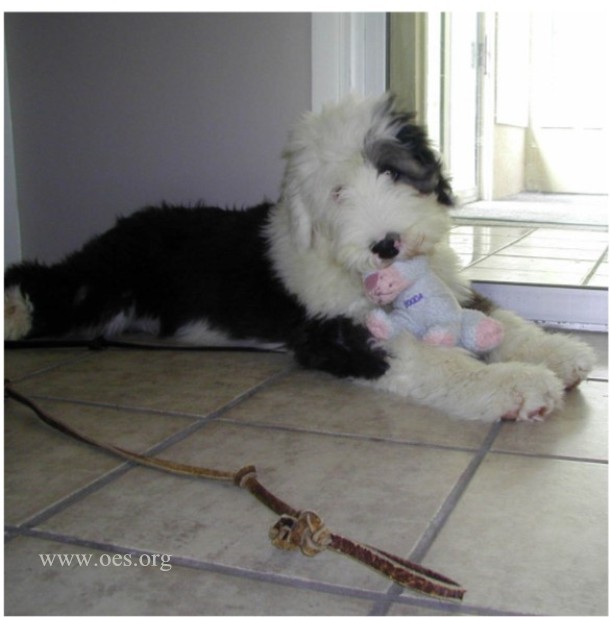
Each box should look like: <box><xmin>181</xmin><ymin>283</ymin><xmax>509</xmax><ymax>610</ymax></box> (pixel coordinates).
<box><xmin>363</xmin><ymin>255</ymin><xmax>504</xmax><ymax>354</ymax></box>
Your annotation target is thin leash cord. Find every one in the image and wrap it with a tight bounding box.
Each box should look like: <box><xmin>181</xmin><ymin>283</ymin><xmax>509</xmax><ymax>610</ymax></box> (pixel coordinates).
<box><xmin>4</xmin><ymin>349</ymin><xmax>466</xmax><ymax>600</ymax></box>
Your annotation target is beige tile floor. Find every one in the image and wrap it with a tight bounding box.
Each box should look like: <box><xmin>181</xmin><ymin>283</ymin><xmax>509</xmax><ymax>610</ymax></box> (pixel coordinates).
<box><xmin>4</xmin><ymin>331</ymin><xmax>608</xmax><ymax>616</ymax></box>
<box><xmin>451</xmin><ymin>224</ymin><xmax>608</xmax><ymax>287</ymax></box>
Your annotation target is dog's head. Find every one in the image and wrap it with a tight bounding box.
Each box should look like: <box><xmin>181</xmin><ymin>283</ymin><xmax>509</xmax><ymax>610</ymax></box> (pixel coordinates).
<box><xmin>279</xmin><ymin>93</ymin><xmax>453</xmax><ymax>274</ymax></box>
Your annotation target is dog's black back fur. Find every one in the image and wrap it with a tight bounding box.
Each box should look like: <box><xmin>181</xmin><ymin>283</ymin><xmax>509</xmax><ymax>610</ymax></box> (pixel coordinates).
<box><xmin>5</xmin><ymin>203</ymin><xmax>388</xmax><ymax>380</ymax></box>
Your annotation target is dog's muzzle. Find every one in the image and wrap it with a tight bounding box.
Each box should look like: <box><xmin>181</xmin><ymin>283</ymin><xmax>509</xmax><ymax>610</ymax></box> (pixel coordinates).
<box><xmin>370</xmin><ymin>232</ymin><xmax>401</xmax><ymax>260</ymax></box>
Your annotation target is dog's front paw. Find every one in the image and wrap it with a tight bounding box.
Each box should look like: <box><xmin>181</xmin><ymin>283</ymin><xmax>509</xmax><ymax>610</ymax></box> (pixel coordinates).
<box><xmin>541</xmin><ymin>333</ymin><xmax>596</xmax><ymax>390</ymax></box>
<box><xmin>481</xmin><ymin>363</ymin><xmax>564</xmax><ymax>422</ymax></box>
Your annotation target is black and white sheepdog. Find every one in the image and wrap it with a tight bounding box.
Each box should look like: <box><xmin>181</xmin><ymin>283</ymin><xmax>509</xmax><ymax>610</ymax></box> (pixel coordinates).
<box><xmin>5</xmin><ymin>94</ymin><xmax>595</xmax><ymax>421</ymax></box>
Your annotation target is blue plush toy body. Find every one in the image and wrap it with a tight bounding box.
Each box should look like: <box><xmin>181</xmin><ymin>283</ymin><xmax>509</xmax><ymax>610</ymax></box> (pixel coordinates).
<box><xmin>364</xmin><ymin>256</ymin><xmax>504</xmax><ymax>354</ymax></box>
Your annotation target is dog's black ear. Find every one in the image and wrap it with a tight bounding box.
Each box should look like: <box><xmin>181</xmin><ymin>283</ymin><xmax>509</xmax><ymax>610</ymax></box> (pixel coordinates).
<box><xmin>367</xmin><ymin>98</ymin><xmax>455</xmax><ymax>207</ymax></box>
<box><xmin>434</xmin><ymin>173</ymin><xmax>455</xmax><ymax>206</ymax></box>
<box><xmin>395</xmin><ymin>122</ymin><xmax>455</xmax><ymax>207</ymax></box>
<box><xmin>366</xmin><ymin>138</ymin><xmax>441</xmax><ymax>194</ymax></box>
<box><xmin>365</xmin><ymin>135</ymin><xmax>455</xmax><ymax>206</ymax></box>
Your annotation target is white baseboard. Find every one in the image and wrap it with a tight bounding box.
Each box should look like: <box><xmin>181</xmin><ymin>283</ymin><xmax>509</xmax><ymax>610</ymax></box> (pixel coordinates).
<box><xmin>472</xmin><ymin>281</ymin><xmax>608</xmax><ymax>332</ymax></box>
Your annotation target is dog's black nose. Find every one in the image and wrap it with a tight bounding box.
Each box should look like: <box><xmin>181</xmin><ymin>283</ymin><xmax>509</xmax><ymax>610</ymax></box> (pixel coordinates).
<box><xmin>371</xmin><ymin>232</ymin><xmax>401</xmax><ymax>259</ymax></box>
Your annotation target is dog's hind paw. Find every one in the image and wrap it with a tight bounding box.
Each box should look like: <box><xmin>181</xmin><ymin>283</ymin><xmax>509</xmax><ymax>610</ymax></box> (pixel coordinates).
<box><xmin>488</xmin><ymin>311</ymin><xmax>596</xmax><ymax>392</ymax></box>
<box><xmin>486</xmin><ymin>363</ymin><xmax>564</xmax><ymax>422</ymax></box>
<box><xmin>540</xmin><ymin>334</ymin><xmax>596</xmax><ymax>391</ymax></box>
<box><xmin>4</xmin><ymin>286</ymin><xmax>33</xmax><ymax>341</ymax></box>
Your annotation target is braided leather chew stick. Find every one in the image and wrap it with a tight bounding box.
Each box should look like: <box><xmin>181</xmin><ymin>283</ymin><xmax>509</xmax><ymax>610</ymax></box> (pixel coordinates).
<box><xmin>5</xmin><ymin>381</ymin><xmax>465</xmax><ymax>600</ymax></box>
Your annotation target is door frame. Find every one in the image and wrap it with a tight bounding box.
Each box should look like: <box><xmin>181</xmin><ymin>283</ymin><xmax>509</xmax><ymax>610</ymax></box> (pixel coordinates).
<box><xmin>311</xmin><ymin>13</ymin><xmax>387</xmax><ymax>111</ymax></box>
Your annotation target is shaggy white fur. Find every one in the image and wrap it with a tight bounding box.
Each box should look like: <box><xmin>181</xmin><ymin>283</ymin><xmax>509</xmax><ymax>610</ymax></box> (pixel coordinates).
<box><xmin>266</xmin><ymin>94</ymin><xmax>595</xmax><ymax>421</ymax></box>
<box><xmin>266</xmin><ymin>96</ymin><xmax>457</xmax><ymax>318</ymax></box>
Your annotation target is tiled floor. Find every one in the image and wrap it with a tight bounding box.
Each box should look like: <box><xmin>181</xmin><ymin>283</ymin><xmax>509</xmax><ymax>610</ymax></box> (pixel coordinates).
<box><xmin>4</xmin><ymin>331</ymin><xmax>608</xmax><ymax>616</ymax></box>
<box><xmin>451</xmin><ymin>224</ymin><xmax>608</xmax><ymax>287</ymax></box>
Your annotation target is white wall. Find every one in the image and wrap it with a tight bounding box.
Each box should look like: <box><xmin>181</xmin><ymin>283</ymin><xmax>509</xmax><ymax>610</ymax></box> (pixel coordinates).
<box><xmin>525</xmin><ymin>13</ymin><xmax>607</xmax><ymax>194</ymax></box>
<box><xmin>5</xmin><ymin>13</ymin><xmax>311</xmax><ymax>263</ymax></box>
<box><xmin>492</xmin><ymin>13</ymin><xmax>529</xmax><ymax>200</ymax></box>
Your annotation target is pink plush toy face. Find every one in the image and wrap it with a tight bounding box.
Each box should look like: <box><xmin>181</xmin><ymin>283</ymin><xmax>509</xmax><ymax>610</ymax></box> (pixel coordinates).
<box><xmin>364</xmin><ymin>266</ymin><xmax>412</xmax><ymax>305</ymax></box>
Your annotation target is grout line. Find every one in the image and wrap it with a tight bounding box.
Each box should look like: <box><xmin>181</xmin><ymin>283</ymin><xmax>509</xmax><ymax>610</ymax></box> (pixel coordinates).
<box><xmin>27</xmin><ymin>394</ymin><xmax>205</xmax><ymax>420</ymax></box>
<box><xmin>5</xmin><ymin>525</ymin><xmax>533</xmax><ymax>616</ymax></box>
<box><xmin>22</xmin><ymin>364</ymin><xmax>296</xmax><ymax>421</ymax></box>
<box><xmin>216</xmin><ymin>415</ymin><xmax>608</xmax><ymax>467</ymax></box>
<box><xmin>5</xmin><ymin>351</ymin><xmax>98</xmax><ymax>384</ymax></box>
<box><xmin>10</xmin><ymin>462</ymin><xmax>136</xmax><ymax>532</ymax></box>
<box><xmin>451</xmin><ymin>217</ymin><xmax>606</xmax><ymax>233</ymax></box>
<box><xmin>458</xmin><ymin>228</ymin><xmax>537</xmax><ymax>269</ymax></box>
<box><xmin>369</xmin><ymin>422</ymin><xmax>503</xmax><ymax>616</ymax></box>
<box><xmin>581</xmin><ymin>246</ymin><xmax>608</xmax><ymax>286</ymax></box>
<box><xmin>409</xmin><ymin>422</ymin><xmax>503</xmax><ymax>562</ymax></box>
<box><xmin>9</xmin><ymin>367</ymin><xmax>295</xmax><ymax>530</ymax></box>
<box><xmin>390</xmin><ymin>592</ymin><xmax>535</xmax><ymax>617</ymax></box>
<box><xmin>487</xmin><ymin>449</ymin><xmax>608</xmax><ymax>465</ymax></box>
<box><xmin>214</xmin><ymin>416</ymin><xmax>483</xmax><ymax>454</ymax></box>
<box><xmin>201</xmin><ymin>366</ymin><xmax>296</xmax><ymax>421</ymax></box>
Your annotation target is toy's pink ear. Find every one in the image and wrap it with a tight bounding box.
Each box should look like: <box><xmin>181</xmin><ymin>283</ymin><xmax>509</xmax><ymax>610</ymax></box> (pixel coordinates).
<box><xmin>364</xmin><ymin>272</ymin><xmax>379</xmax><ymax>293</ymax></box>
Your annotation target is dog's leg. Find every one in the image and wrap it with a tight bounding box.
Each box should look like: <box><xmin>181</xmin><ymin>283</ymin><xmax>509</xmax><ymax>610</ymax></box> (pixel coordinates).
<box><xmin>5</xmin><ymin>252</ymin><xmax>136</xmax><ymax>341</ymax></box>
<box><xmin>370</xmin><ymin>332</ymin><xmax>564</xmax><ymax>421</ymax></box>
<box><xmin>4</xmin><ymin>262</ymin><xmax>79</xmax><ymax>340</ymax></box>
<box><xmin>486</xmin><ymin>309</ymin><xmax>596</xmax><ymax>391</ymax></box>
<box><xmin>290</xmin><ymin>317</ymin><xmax>390</xmax><ymax>379</ymax></box>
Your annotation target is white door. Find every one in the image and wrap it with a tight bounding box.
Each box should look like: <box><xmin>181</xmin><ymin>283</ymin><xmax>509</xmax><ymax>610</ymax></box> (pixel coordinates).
<box><xmin>441</xmin><ymin>13</ymin><xmax>482</xmax><ymax>204</ymax></box>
